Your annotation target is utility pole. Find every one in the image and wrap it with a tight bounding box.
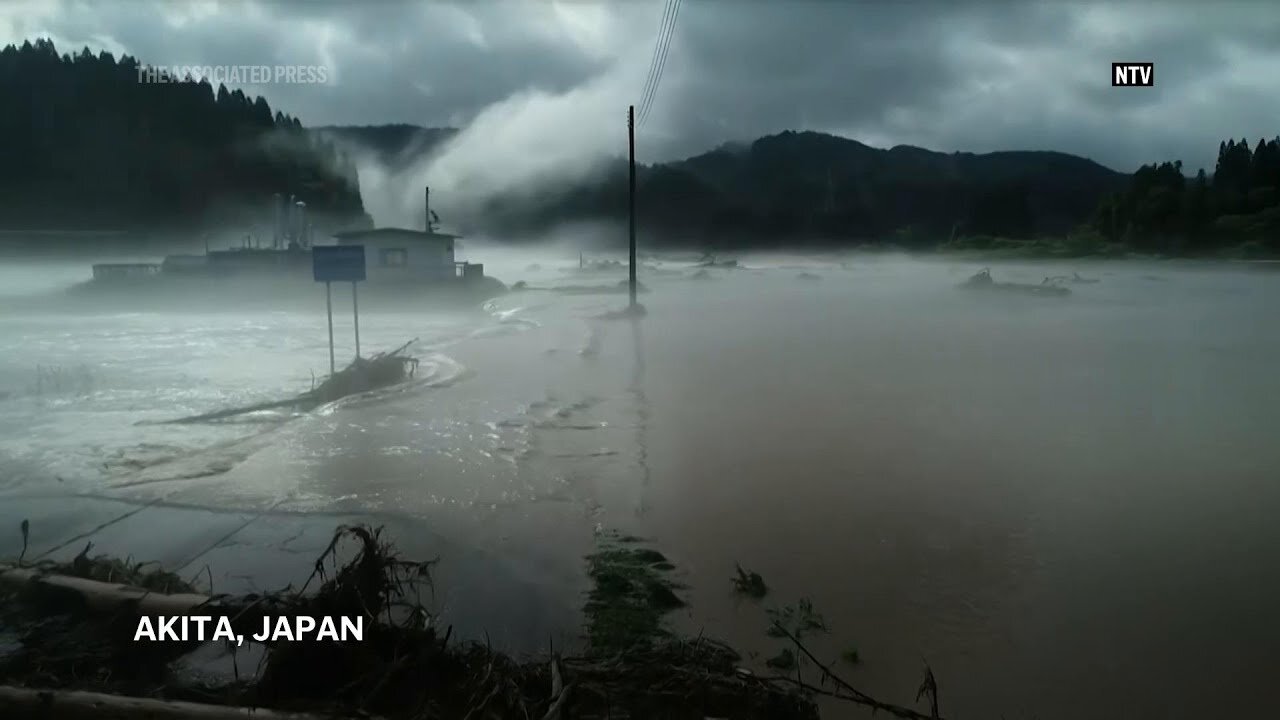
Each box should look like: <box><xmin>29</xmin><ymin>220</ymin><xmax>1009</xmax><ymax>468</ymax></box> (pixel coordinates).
<box><xmin>628</xmin><ymin>104</ymin><xmax>637</xmax><ymax>308</ymax></box>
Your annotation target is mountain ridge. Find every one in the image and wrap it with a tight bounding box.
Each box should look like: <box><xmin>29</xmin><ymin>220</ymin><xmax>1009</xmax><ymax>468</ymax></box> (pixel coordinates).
<box><xmin>319</xmin><ymin>124</ymin><xmax>1130</xmax><ymax>246</ymax></box>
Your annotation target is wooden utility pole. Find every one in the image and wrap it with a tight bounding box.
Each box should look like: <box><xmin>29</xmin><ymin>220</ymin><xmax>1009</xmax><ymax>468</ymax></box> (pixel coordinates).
<box><xmin>628</xmin><ymin>104</ymin><xmax>637</xmax><ymax>308</ymax></box>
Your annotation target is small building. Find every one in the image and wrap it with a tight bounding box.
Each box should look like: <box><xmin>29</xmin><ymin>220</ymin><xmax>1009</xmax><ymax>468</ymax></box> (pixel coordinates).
<box><xmin>330</xmin><ymin>186</ymin><xmax>482</xmax><ymax>283</ymax></box>
<box><xmin>331</xmin><ymin>227</ymin><xmax>463</xmax><ymax>282</ymax></box>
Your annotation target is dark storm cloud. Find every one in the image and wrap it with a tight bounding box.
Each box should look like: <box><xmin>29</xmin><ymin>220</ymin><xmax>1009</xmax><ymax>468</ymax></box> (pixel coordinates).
<box><xmin>1</xmin><ymin>0</ymin><xmax>615</xmax><ymax>127</ymax></box>
<box><xmin>660</xmin><ymin>1</ymin><xmax>1280</xmax><ymax>172</ymax></box>
<box><xmin>3</xmin><ymin>0</ymin><xmax>1278</xmax><ymax>181</ymax></box>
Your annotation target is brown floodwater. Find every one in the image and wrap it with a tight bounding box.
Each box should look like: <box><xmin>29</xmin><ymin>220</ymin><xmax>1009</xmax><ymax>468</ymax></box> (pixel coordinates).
<box><xmin>2</xmin><ymin>254</ymin><xmax>1278</xmax><ymax>718</ymax></box>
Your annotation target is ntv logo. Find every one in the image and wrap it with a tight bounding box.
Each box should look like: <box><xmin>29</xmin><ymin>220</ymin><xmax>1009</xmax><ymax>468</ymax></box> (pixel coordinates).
<box><xmin>1112</xmin><ymin>62</ymin><xmax>1154</xmax><ymax>87</ymax></box>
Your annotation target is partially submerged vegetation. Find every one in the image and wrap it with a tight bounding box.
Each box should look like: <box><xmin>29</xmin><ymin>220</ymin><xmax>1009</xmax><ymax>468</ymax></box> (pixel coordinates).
<box><xmin>0</xmin><ymin>522</ymin><xmax>952</xmax><ymax>719</ymax></box>
<box><xmin>732</xmin><ymin>563</ymin><xmax>769</xmax><ymax>599</ymax></box>
<box><xmin>582</xmin><ymin>531</ymin><xmax>684</xmax><ymax>652</ymax></box>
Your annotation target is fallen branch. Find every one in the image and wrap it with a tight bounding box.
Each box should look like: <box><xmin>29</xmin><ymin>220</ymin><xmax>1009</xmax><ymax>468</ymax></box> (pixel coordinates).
<box><xmin>768</xmin><ymin>622</ymin><xmax>945</xmax><ymax>720</ymax></box>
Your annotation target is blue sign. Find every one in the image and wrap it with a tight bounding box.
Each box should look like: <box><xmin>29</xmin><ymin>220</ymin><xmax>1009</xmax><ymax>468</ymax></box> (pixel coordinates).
<box><xmin>312</xmin><ymin>245</ymin><xmax>366</xmax><ymax>282</ymax></box>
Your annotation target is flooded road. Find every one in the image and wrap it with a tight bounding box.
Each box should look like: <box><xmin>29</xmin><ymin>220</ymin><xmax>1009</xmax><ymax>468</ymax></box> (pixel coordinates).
<box><xmin>1</xmin><ymin>254</ymin><xmax>1278</xmax><ymax>719</ymax></box>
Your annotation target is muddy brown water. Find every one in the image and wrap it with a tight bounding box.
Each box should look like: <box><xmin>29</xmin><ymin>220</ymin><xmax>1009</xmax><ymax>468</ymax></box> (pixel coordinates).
<box><xmin>2</xmin><ymin>255</ymin><xmax>1278</xmax><ymax>718</ymax></box>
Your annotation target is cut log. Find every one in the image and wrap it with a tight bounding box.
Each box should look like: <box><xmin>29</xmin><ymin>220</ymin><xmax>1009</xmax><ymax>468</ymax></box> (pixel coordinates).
<box><xmin>0</xmin><ymin>565</ymin><xmax>213</xmax><ymax>615</ymax></box>
<box><xmin>0</xmin><ymin>686</ymin><xmax>359</xmax><ymax>720</ymax></box>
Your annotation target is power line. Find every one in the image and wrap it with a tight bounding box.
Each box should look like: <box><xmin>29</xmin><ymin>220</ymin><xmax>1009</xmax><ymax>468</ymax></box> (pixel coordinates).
<box><xmin>640</xmin><ymin>0</ymin><xmax>681</xmax><ymax>127</ymax></box>
<box><xmin>636</xmin><ymin>0</ymin><xmax>676</xmax><ymax>128</ymax></box>
<box><xmin>639</xmin><ymin>0</ymin><xmax>681</xmax><ymax>128</ymax></box>
<box><xmin>637</xmin><ymin>0</ymin><xmax>675</xmax><ymax>119</ymax></box>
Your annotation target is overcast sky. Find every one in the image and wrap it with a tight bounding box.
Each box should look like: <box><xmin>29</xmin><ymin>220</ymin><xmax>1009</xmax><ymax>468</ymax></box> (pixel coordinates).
<box><xmin>3</xmin><ymin>0</ymin><xmax>1278</xmax><ymax>220</ymax></box>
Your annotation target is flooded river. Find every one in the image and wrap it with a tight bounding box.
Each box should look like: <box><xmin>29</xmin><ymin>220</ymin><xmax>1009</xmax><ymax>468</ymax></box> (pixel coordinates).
<box><xmin>1</xmin><ymin>253</ymin><xmax>1277</xmax><ymax>719</ymax></box>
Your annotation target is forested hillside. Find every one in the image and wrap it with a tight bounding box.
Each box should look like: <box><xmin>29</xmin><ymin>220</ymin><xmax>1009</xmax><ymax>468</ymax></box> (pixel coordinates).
<box><xmin>1091</xmin><ymin>138</ymin><xmax>1280</xmax><ymax>256</ymax></box>
<box><xmin>466</xmin><ymin>131</ymin><xmax>1129</xmax><ymax>248</ymax></box>
<box><xmin>0</xmin><ymin>39</ymin><xmax>365</xmax><ymax>233</ymax></box>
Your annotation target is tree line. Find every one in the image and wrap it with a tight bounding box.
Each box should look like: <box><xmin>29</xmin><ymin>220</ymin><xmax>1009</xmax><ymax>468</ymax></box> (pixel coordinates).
<box><xmin>0</xmin><ymin>39</ymin><xmax>365</xmax><ymax>232</ymax></box>
<box><xmin>1091</xmin><ymin>137</ymin><xmax>1280</xmax><ymax>255</ymax></box>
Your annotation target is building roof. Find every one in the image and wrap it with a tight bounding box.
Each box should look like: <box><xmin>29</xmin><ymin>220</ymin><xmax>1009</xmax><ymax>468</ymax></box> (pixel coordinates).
<box><xmin>333</xmin><ymin>227</ymin><xmax>460</xmax><ymax>242</ymax></box>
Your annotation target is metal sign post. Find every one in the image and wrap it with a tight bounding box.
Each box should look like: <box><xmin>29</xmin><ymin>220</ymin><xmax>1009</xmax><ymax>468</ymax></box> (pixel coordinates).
<box><xmin>312</xmin><ymin>245</ymin><xmax>367</xmax><ymax>373</ymax></box>
<box><xmin>352</xmin><ymin>281</ymin><xmax>360</xmax><ymax>358</ymax></box>
<box><xmin>325</xmin><ymin>281</ymin><xmax>335</xmax><ymax>374</ymax></box>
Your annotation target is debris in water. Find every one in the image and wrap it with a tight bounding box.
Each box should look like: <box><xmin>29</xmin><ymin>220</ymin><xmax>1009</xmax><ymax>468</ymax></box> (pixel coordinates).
<box><xmin>732</xmin><ymin>563</ymin><xmax>769</xmax><ymax>599</ymax></box>
<box><xmin>960</xmin><ymin>268</ymin><xmax>1071</xmax><ymax>296</ymax></box>
<box><xmin>148</xmin><ymin>339</ymin><xmax>421</xmax><ymax>425</ymax></box>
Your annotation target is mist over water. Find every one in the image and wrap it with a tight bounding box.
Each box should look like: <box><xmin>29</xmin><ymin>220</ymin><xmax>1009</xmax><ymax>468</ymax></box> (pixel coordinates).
<box><xmin>1</xmin><ymin>252</ymin><xmax>1278</xmax><ymax>718</ymax></box>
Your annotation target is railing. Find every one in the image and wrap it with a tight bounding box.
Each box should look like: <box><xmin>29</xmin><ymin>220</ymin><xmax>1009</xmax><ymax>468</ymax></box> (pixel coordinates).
<box><xmin>91</xmin><ymin>263</ymin><xmax>161</xmax><ymax>280</ymax></box>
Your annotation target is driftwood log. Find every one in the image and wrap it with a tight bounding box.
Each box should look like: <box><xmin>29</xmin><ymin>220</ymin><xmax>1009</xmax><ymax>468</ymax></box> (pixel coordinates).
<box><xmin>0</xmin><ymin>686</ymin><xmax>359</xmax><ymax>720</ymax></box>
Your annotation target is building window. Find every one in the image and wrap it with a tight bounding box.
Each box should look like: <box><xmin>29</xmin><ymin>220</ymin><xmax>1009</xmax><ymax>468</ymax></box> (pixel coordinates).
<box><xmin>380</xmin><ymin>248</ymin><xmax>408</xmax><ymax>267</ymax></box>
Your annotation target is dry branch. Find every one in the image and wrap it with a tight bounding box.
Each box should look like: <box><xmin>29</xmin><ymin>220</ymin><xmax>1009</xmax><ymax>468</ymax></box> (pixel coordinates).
<box><xmin>767</xmin><ymin>622</ymin><xmax>945</xmax><ymax>720</ymax></box>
